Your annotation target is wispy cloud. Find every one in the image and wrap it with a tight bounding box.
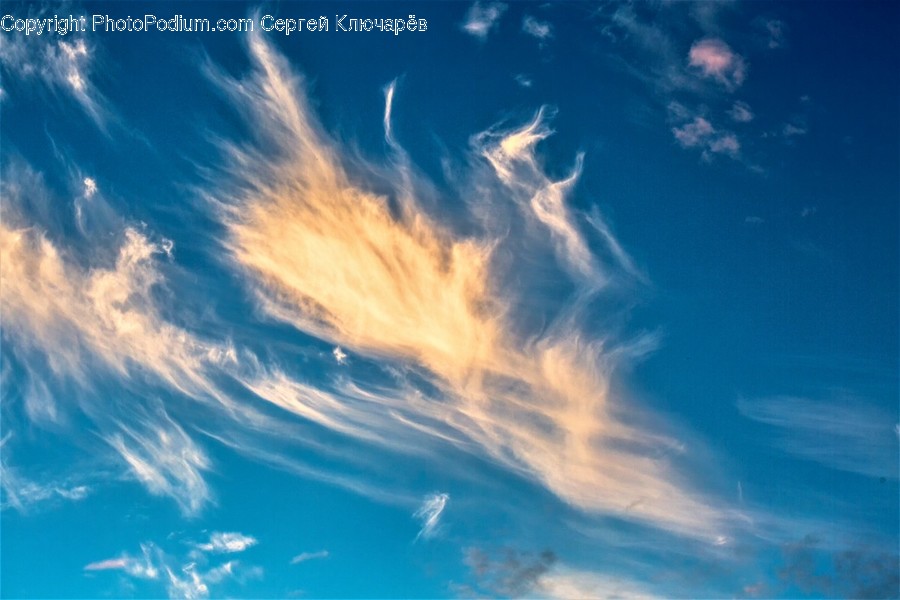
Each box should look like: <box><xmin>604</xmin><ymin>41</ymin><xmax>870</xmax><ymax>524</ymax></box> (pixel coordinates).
<box><xmin>414</xmin><ymin>492</ymin><xmax>449</xmax><ymax>540</ymax></box>
<box><xmin>688</xmin><ymin>38</ymin><xmax>747</xmax><ymax>91</ymax></box>
<box><xmin>738</xmin><ymin>395</ymin><xmax>899</xmax><ymax>479</ymax></box>
<box><xmin>196</xmin><ymin>532</ymin><xmax>258</xmax><ymax>554</ymax></box>
<box><xmin>522</xmin><ymin>15</ymin><xmax>553</xmax><ymax>41</ymax></box>
<box><xmin>764</xmin><ymin>19</ymin><xmax>787</xmax><ymax>49</ymax></box>
<box><xmin>86</xmin><ymin>535</ymin><xmax>261</xmax><ymax>600</ymax></box>
<box><xmin>475</xmin><ymin>106</ymin><xmax>602</xmax><ymax>285</ymax></box>
<box><xmin>290</xmin><ymin>550</ymin><xmax>329</xmax><ymax>564</ymax></box>
<box><xmin>0</xmin><ymin>25</ymin><xmax>110</xmax><ymax>128</ymax></box>
<box><xmin>0</xmin><ymin>434</ymin><xmax>91</xmax><ymax>511</ymax></box>
<box><xmin>0</xmin><ymin>163</ymin><xmax>266</xmax><ymax>515</ymax></box>
<box><xmin>108</xmin><ymin>408</ymin><xmax>212</xmax><ymax>515</ymax></box>
<box><xmin>728</xmin><ymin>100</ymin><xmax>755</xmax><ymax>123</ymax></box>
<box><xmin>461</xmin><ymin>2</ymin><xmax>507</xmax><ymax>40</ymax></box>
<box><xmin>514</xmin><ymin>73</ymin><xmax>533</xmax><ymax>88</ymax></box>
<box><xmin>84</xmin><ymin>544</ymin><xmax>159</xmax><ymax>579</ymax></box>
<box><xmin>206</xmin><ymin>31</ymin><xmax>729</xmax><ymax>540</ymax></box>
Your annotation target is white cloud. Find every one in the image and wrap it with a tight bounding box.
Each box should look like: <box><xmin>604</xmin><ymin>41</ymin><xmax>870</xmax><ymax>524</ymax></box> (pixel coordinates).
<box><xmin>688</xmin><ymin>38</ymin><xmax>747</xmax><ymax>90</ymax></box>
<box><xmin>84</xmin><ymin>544</ymin><xmax>159</xmax><ymax>580</ymax></box>
<box><xmin>461</xmin><ymin>2</ymin><xmax>507</xmax><ymax>40</ymax></box>
<box><xmin>0</xmin><ymin>32</ymin><xmax>109</xmax><ymax>127</ymax></box>
<box><xmin>108</xmin><ymin>411</ymin><xmax>211</xmax><ymax>516</ymax></box>
<box><xmin>85</xmin><ymin>537</ymin><xmax>260</xmax><ymax>600</ymax></box>
<box><xmin>475</xmin><ymin>107</ymin><xmax>603</xmax><ymax>286</ymax></box>
<box><xmin>290</xmin><ymin>550</ymin><xmax>329</xmax><ymax>564</ymax></box>
<box><xmin>83</xmin><ymin>177</ymin><xmax>98</xmax><ymax>198</ymax></box>
<box><xmin>166</xmin><ymin>566</ymin><xmax>209</xmax><ymax>600</ymax></box>
<box><xmin>0</xmin><ymin>434</ymin><xmax>91</xmax><ymax>511</ymax></box>
<box><xmin>783</xmin><ymin>122</ymin><xmax>808</xmax><ymax>137</ymax></box>
<box><xmin>522</xmin><ymin>15</ymin><xmax>553</xmax><ymax>40</ymax></box>
<box><xmin>514</xmin><ymin>73</ymin><xmax>533</xmax><ymax>88</ymax></box>
<box><xmin>197</xmin><ymin>532</ymin><xmax>258</xmax><ymax>554</ymax></box>
<box><xmin>414</xmin><ymin>492</ymin><xmax>449</xmax><ymax>540</ymax></box>
<box><xmin>332</xmin><ymin>346</ymin><xmax>347</xmax><ymax>365</ymax></box>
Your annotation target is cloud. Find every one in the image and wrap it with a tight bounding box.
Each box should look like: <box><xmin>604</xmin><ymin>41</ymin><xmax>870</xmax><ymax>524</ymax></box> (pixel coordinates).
<box><xmin>537</xmin><ymin>567</ymin><xmax>664</xmax><ymax>600</ymax></box>
<box><xmin>290</xmin><ymin>550</ymin><xmax>329</xmax><ymax>564</ymax></box>
<box><xmin>764</xmin><ymin>19</ymin><xmax>786</xmax><ymax>49</ymax></box>
<box><xmin>782</xmin><ymin>122</ymin><xmax>808</xmax><ymax>137</ymax></box>
<box><xmin>414</xmin><ymin>492</ymin><xmax>449</xmax><ymax>540</ymax></box>
<box><xmin>669</xmin><ymin>103</ymin><xmax>742</xmax><ymax>162</ymax></box>
<box><xmin>461</xmin><ymin>2</ymin><xmax>507</xmax><ymax>40</ymax></box>
<box><xmin>745</xmin><ymin>216</ymin><xmax>764</xmax><ymax>225</ymax></box>
<box><xmin>522</xmin><ymin>15</ymin><xmax>553</xmax><ymax>41</ymax></box>
<box><xmin>84</xmin><ymin>544</ymin><xmax>159</xmax><ymax>580</ymax></box>
<box><xmin>0</xmin><ymin>189</ymin><xmax>233</xmax><ymax>407</ymax></box>
<box><xmin>196</xmin><ymin>532</ymin><xmax>258</xmax><ymax>554</ymax></box>
<box><xmin>83</xmin><ymin>177</ymin><xmax>98</xmax><ymax>198</ymax></box>
<box><xmin>671</xmin><ymin>116</ymin><xmax>741</xmax><ymax>160</ymax></box>
<box><xmin>206</xmin><ymin>30</ymin><xmax>729</xmax><ymax>541</ymax></box>
<box><xmin>738</xmin><ymin>395</ymin><xmax>899</xmax><ymax>479</ymax></box>
<box><xmin>778</xmin><ymin>535</ymin><xmax>899</xmax><ymax>599</ymax></box>
<box><xmin>0</xmin><ymin>27</ymin><xmax>110</xmax><ymax>128</ymax></box>
<box><xmin>0</xmin><ymin>434</ymin><xmax>91</xmax><ymax>511</ymax></box>
<box><xmin>462</xmin><ymin>547</ymin><xmax>662</xmax><ymax>600</ymax></box>
<box><xmin>0</xmin><ymin>163</ymin><xmax>264</xmax><ymax>515</ymax></box>
<box><xmin>87</xmin><ymin>536</ymin><xmax>262</xmax><ymax>600</ymax></box>
<box><xmin>688</xmin><ymin>38</ymin><xmax>747</xmax><ymax>90</ymax></box>
<box><xmin>166</xmin><ymin>566</ymin><xmax>209</xmax><ymax>600</ymax></box>
<box><xmin>728</xmin><ymin>101</ymin><xmax>755</xmax><ymax>123</ymax></box>
<box><xmin>332</xmin><ymin>346</ymin><xmax>348</xmax><ymax>365</ymax></box>
<box><xmin>475</xmin><ymin>106</ymin><xmax>603</xmax><ymax>285</ymax></box>
<box><xmin>108</xmin><ymin>411</ymin><xmax>212</xmax><ymax>516</ymax></box>
<box><xmin>514</xmin><ymin>73</ymin><xmax>533</xmax><ymax>88</ymax></box>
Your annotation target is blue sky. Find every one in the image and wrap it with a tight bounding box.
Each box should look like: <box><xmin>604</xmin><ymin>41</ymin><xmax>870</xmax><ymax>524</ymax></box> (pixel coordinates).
<box><xmin>1</xmin><ymin>1</ymin><xmax>897</xmax><ymax>598</ymax></box>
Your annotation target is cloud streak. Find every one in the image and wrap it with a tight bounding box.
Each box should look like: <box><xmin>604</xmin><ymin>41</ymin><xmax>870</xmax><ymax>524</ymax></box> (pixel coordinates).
<box><xmin>738</xmin><ymin>395</ymin><xmax>899</xmax><ymax>479</ymax></box>
<box><xmin>290</xmin><ymin>550</ymin><xmax>329</xmax><ymax>564</ymax></box>
<box><xmin>414</xmin><ymin>492</ymin><xmax>449</xmax><ymax>540</ymax></box>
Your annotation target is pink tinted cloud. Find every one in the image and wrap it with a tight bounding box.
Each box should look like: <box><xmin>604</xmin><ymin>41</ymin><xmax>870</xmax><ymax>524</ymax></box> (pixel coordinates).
<box><xmin>671</xmin><ymin>114</ymin><xmax>741</xmax><ymax>161</ymax></box>
<box><xmin>84</xmin><ymin>558</ymin><xmax>129</xmax><ymax>571</ymax></box>
<box><xmin>688</xmin><ymin>38</ymin><xmax>746</xmax><ymax>90</ymax></box>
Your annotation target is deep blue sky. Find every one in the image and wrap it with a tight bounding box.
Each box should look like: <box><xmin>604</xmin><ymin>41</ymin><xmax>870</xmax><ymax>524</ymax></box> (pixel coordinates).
<box><xmin>1</xmin><ymin>2</ymin><xmax>898</xmax><ymax>599</ymax></box>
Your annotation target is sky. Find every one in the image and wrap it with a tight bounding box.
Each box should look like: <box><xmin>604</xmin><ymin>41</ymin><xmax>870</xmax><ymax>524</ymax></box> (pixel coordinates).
<box><xmin>0</xmin><ymin>1</ymin><xmax>898</xmax><ymax>598</ymax></box>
